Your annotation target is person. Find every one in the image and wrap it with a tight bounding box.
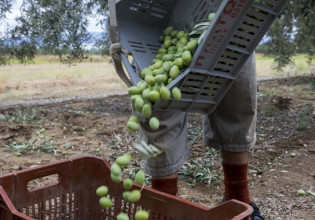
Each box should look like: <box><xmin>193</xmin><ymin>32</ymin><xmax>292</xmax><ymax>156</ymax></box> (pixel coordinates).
<box><xmin>139</xmin><ymin>52</ymin><xmax>264</xmax><ymax>220</ymax></box>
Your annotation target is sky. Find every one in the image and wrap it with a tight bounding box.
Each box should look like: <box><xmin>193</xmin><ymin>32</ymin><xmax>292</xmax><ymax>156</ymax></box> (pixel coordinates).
<box><xmin>0</xmin><ymin>0</ymin><xmax>22</xmax><ymax>32</ymax></box>
<box><xmin>0</xmin><ymin>0</ymin><xmax>103</xmax><ymax>33</ymax></box>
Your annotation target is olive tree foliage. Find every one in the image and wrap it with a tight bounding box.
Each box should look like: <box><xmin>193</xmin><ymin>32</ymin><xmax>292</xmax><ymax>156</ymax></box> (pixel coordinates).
<box><xmin>0</xmin><ymin>0</ymin><xmax>314</xmax><ymax>71</ymax></box>
<box><xmin>0</xmin><ymin>0</ymin><xmax>15</xmax><ymax>64</ymax></box>
<box><xmin>0</xmin><ymin>0</ymin><xmax>13</xmax><ymax>19</ymax></box>
<box><xmin>0</xmin><ymin>0</ymin><xmax>108</xmax><ymax>64</ymax></box>
<box><xmin>264</xmin><ymin>0</ymin><xmax>315</xmax><ymax>72</ymax></box>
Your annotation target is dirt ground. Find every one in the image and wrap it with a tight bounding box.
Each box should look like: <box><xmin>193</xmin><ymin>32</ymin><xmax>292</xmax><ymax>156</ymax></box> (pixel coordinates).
<box><xmin>0</xmin><ymin>76</ymin><xmax>314</xmax><ymax>219</ymax></box>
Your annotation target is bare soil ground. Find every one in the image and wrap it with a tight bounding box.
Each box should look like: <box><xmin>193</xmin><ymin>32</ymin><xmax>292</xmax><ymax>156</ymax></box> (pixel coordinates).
<box><xmin>0</xmin><ymin>76</ymin><xmax>314</xmax><ymax>220</ymax></box>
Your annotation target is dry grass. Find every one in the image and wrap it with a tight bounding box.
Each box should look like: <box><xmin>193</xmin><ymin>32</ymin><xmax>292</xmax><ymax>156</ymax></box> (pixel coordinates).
<box><xmin>0</xmin><ymin>78</ymin><xmax>8</xmax><ymax>93</ymax></box>
<box><xmin>255</xmin><ymin>53</ymin><xmax>315</xmax><ymax>77</ymax></box>
<box><xmin>0</xmin><ymin>58</ymin><xmax>127</xmax><ymax>102</ymax></box>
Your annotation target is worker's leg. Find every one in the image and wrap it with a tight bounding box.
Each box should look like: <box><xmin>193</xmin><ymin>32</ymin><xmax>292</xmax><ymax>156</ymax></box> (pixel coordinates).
<box><xmin>140</xmin><ymin>111</ymin><xmax>189</xmax><ymax>195</ymax></box>
<box><xmin>221</xmin><ymin>151</ymin><xmax>251</xmax><ymax>203</ymax></box>
<box><xmin>142</xmin><ymin>52</ymin><xmax>256</xmax><ymax>197</ymax></box>
<box><xmin>203</xmin><ymin>52</ymin><xmax>257</xmax><ymax>204</ymax></box>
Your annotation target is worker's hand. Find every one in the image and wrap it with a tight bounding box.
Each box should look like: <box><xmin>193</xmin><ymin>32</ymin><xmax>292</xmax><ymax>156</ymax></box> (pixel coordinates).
<box><xmin>135</xmin><ymin>140</ymin><xmax>163</xmax><ymax>158</ymax></box>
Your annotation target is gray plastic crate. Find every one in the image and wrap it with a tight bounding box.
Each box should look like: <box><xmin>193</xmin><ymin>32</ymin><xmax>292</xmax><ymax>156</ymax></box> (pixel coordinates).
<box><xmin>110</xmin><ymin>0</ymin><xmax>289</xmax><ymax>114</ymax></box>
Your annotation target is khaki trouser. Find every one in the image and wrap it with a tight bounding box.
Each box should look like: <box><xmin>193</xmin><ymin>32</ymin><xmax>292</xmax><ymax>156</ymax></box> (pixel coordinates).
<box><xmin>140</xmin><ymin>53</ymin><xmax>257</xmax><ymax>177</ymax></box>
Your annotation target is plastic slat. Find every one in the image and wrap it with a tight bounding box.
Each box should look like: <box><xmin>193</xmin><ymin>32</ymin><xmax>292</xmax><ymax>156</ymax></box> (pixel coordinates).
<box><xmin>243</xmin><ymin>15</ymin><xmax>264</xmax><ymax>27</ymax></box>
<box><xmin>234</xmin><ymin>30</ymin><xmax>256</xmax><ymax>41</ymax></box>
<box><xmin>206</xmin><ymin>81</ymin><xmax>227</xmax><ymax>87</ymax></box>
<box><xmin>222</xmin><ymin>50</ymin><xmax>241</xmax><ymax>60</ymax></box>
<box><xmin>218</xmin><ymin>57</ymin><xmax>238</xmax><ymax>65</ymax></box>
<box><xmin>185</xmin><ymin>74</ymin><xmax>206</xmax><ymax>80</ymax></box>
<box><xmin>214</xmin><ymin>63</ymin><xmax>234</xmax><ymax>72</ymax></box>
<box><xmin>199</xmin><ymin>92</ymin><xmax>220</xmax><ymax>98</ymax></box>
<box><xmin>252</xmin><ymin>3</ymin><xmax>278</xmax><ymax>16</ymax></box>
<box><xmin>247</xmin><ymin>7</ymin><xmax>268</xmax><ymax>18</ymax></box>
<box><xmin>238</xmin><ymin>22</ymin><xmax>260</xmax><ymax>34</ymax></box>
<box><xmin>190</xmin><ymin>68</ymin><xmax>235</xmax><ymax>80</ymax></box>
<box><xmin>183</xmin><ymin>80</ymin><xmax>203</xmax><ymax>87</ymax></box>
<box><xmin>229</xmin><ymin>37</ymin><xmax>251</xmax><ymax>49</ymax></box>
<box><xmin>184</xmin><ymin>80</ymin><xmax>222</xmax><ymax>89</ymax></box>
<box><xmin>225</xmin><ymin>45</ymin><xmax>250</xmax><ymax>55</ymax></box>
<box><xmin>180</xmin><ymin>86</ymin><xmax>199</xmax><ymax>94</ymax></box>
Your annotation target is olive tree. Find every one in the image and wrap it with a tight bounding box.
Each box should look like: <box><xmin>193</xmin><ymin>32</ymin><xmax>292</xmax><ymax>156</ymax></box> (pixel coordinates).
<box><xmin>0</xmin><ymin>0</ymin><xmax>314</xmax><ymax>72</ymax></box>
<box><xmin>264</xmin><ymin>0</ymin><xmax>314</xmax><ymax>71</ymax></box>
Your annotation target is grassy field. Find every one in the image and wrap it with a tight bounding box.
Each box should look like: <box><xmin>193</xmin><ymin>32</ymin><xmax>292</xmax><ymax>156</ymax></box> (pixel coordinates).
<box><xmin>255</xmin><ymin>53</ymin><xmax>314</xmax><ymax>77</ymax></box>
<box><xmin>0</xmin><ymin>54</ymin><xmax>313</xmax><ymax>103</ymax></box>
<box><xmin>0</xmin><ymin>55</ymin><xmax>126</xmax><ymax>102</ymax></box>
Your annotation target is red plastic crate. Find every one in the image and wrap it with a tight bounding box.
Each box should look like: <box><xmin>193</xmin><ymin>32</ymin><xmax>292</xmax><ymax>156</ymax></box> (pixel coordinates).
<box><xmin>0</xmin><ymin>156</ymin><xmax>253</xmax><ymax>219</ymax></box>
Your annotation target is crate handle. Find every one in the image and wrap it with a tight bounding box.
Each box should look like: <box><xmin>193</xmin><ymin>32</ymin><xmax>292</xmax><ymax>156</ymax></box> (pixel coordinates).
<box><xmin>110</xmin><ymin>43</ymin><xmax>134</xmax><ymax>87</ymax></box>
<box><xmin>120</xmin><ymin>53</ymin><xmax>142</xmax><ymax>85</ymax></box>
<box><xmin>15</xmin><ymin>161</ymin><xmax>70</xmax><ymax>193</ymax></box>
<box><xmin>108</xmin><ymin>0</ymin><xmax>133</xmax><ymax>87</ymax></box>
<box><xmin>26</xmin><ymin>173</ymin><xmax>59</xmax><ymax>192</ymax></box>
